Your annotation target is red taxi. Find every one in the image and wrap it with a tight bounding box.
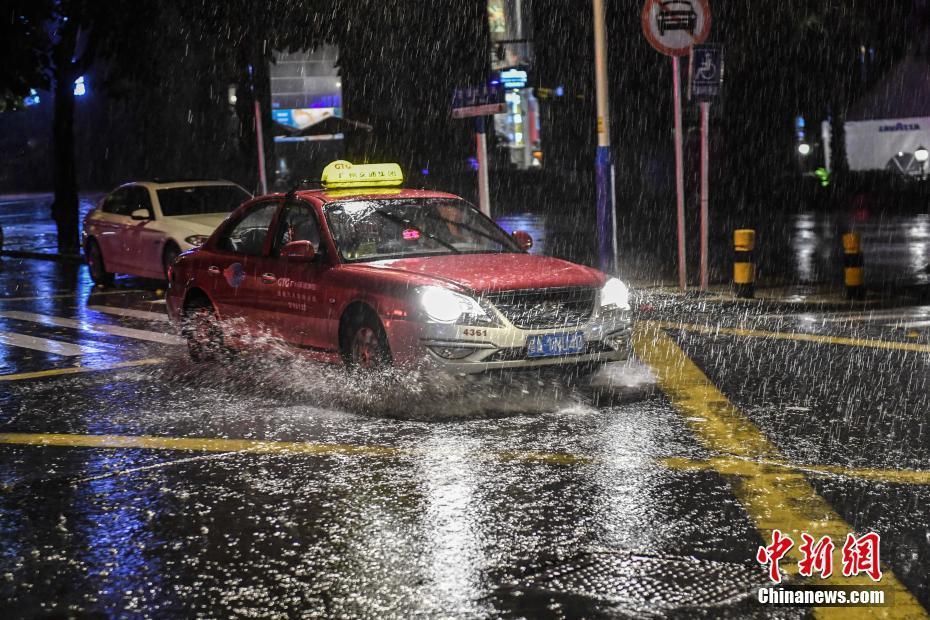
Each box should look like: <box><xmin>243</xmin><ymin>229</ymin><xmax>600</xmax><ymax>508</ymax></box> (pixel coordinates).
<box><xmin>166</xmin><ymin>161</ymin><xmax>632</xmax><ymax>374</ymax></box>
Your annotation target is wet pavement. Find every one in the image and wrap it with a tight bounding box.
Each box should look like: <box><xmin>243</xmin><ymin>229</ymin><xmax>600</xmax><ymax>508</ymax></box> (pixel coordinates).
<box><xmin>502</xmin><ymin>206</ymin><xmax>930</xmax><ymax>291</ymax></box>
<box><xmin>2</xmin><ymin>196</ymin><xmax>930</xmax><ymax>617</ymax></box>
<box><xmin>0</xmin><ymin>194</ymin><xmax>100</xmax><ymax>256</ymax></box>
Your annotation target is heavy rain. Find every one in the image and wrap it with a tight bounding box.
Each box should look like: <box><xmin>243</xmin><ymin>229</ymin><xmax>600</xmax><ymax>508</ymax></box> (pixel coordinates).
<box><xmin>2</xmin><ymin>1</ymin><xmax>930</xmax><ymax>618</ymax></box>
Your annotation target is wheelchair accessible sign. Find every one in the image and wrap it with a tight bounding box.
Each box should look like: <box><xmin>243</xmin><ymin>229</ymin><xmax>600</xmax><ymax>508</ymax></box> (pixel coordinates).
<box><xmin>641</xmin><ymin>0</ymin><xmax>711</xmax><ymax>57</ymax></box>
<box><xmin>690</xmin><ymin>44</ymin><xmax>722</xmax><ymax>101</ymax></box>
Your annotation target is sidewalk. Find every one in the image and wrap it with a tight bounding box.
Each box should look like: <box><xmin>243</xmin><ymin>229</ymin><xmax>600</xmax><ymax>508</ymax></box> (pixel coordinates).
<box><xmin>0</xmin><ymin>193</ymin><xmax>100</xmax><ymax>262</ymax></box>
<box><xmin>636</xmin><ymin>282</ymin><xmax>928</xmax><ymax>312</ymax></box>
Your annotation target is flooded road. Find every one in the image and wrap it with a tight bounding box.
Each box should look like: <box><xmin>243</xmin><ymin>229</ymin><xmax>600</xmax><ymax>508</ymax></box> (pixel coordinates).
<box><xmin>2</xmin><ymin>196</ymin><xmax>930</xmax><ymax>617</ymax></box>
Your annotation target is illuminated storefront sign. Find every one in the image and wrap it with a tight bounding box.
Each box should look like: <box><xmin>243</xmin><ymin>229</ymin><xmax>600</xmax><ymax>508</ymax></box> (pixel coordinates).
<box><xmin>272</xmin><ymin>108</ymin><xmax>340</xmax><ymax>131</ymax></box>
<box><xmin>499</xmin><ymin>69</ymin><xmax>528</xmax><ymax>89</ymax></box>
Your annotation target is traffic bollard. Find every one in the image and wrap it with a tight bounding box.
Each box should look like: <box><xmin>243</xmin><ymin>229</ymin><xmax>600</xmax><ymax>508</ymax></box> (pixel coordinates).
<box><xmin>733</xmin><ymin>229</ymin><xmax>755</xmax><ymax>298</ymax></box>
<box><xmin>843</xmin><ymin>232</ymin><xmax>864</xmax><ymax>300</ymax></box>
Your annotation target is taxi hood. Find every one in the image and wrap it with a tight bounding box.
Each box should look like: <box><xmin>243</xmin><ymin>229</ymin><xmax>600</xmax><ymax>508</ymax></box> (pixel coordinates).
<box><xmin>359</xmin><ymin>253</ymin><xmax>606</xmax><ymax>292</ymax></box>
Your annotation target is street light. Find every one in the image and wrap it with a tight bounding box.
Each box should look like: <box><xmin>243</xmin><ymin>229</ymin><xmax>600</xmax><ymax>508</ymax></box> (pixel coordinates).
<box><xmin>916</xmin><ymin>145</ymin><xmax>929</xmax><ymax>180</ymax></box>
<box><xmin>797</xmin><ymin>143</ymin><xmax>811</xmax><ymax>156</ymax></box>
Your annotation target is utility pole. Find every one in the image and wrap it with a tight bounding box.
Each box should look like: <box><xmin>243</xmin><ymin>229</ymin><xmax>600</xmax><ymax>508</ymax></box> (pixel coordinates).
<box><xmin>593</xmin><ymin>0</ymin><xmax>617</xmax><ymax>273</ymax></box>
<box><xmin>248</xmin><ymin>62</ymin><xmax>268</xmax><ymax>195</ymax></box>
<box><xmin>476</xmin><ymin>117</ymin><xmax>491</xmax><ymax>216</ymax></box>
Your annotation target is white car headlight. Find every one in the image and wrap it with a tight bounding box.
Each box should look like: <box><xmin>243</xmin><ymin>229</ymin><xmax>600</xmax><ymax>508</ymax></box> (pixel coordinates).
<box><xmin>599</xmin><ymin>277</ymin><xmax>630</xmax><ymax>311</ymax></box>
<box><xmin>185</xmin><ymin>234</ymin><xmax>209</xmax><ymax>246</ymax></box>
<box><xmin>420</xmin><ymin>286</ymin><xmax>491</xmax><ymax>324</ymax></box>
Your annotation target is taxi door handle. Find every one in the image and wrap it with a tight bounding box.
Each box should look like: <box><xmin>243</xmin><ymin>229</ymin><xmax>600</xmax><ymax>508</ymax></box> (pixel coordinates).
<box><xmin>261</xmin><ymin>273</ymin><xmax>276</xmax><ymax>284</ymax></box>
<box><xmin>208</xmin><ymin>266</ymin><xmax>220</xmax><ymax>275</ymax></box>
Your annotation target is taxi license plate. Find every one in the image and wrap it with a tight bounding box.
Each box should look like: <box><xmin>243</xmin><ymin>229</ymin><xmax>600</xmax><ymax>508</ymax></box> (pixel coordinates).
<box><xmin>526</xmin><ymin>331</ymin><xmax>586</xmax><ymax>358</ymax></box>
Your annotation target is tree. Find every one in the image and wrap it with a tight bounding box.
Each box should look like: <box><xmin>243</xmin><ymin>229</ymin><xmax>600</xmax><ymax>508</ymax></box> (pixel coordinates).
<box><xmin>0</xmin><ymin>2</ymin><xmax>54</xmax><ymax>111</ymax></box>
<box><xmin>3</xmin><ymin>0</ymin><xmax>160</xmax><ymax>253</ymax></box>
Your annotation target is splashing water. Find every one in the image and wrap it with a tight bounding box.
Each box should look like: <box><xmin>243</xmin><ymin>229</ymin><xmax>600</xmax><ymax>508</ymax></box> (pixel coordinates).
<box><xmin>158</xmin><ymin>321</ymin><xmax>654</xmax><ymax>420</ymax></box>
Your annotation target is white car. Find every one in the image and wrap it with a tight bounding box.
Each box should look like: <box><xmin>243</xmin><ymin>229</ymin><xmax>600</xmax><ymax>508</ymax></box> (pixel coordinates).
<box><xmin>82</xmin><ymin>180</ymin><xmax>251</xmax><ymax>283</ymax></box>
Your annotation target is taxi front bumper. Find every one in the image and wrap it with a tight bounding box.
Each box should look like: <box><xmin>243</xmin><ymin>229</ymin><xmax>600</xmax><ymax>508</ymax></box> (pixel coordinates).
<box><xmin>386</xmin><ymin>310</ymin><xmax>632</xmax><ymax>374</ymax></box>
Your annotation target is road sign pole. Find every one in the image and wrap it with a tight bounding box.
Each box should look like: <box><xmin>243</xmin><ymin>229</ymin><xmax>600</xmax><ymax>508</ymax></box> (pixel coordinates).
<box><xmin>254</xmin><ymin>100</ymin><xmax>268</xmax><ymax>195</ymax></box>
<box><xmin>593</xmin><ymin>0</ymin><xmax>616</xmax><ymax>273</ymax></box>
<box><xmin>672</xmin><ymin>55</ymin><xmax>687</xmax><ymax>290</ymax></box>
<box><xmin>641</xmin><ymin>0</ymin><xmax>713</xmax><ymax>291</ymax></box>
<box><xmin>699</xmin><ymin>100</ymin><xmax>710</xmax><ymax>291</ymax></box>
<box><xmin>476</xmin><ymin>116</ymin><xmax>491</xmax><ymax>217</ymax></box>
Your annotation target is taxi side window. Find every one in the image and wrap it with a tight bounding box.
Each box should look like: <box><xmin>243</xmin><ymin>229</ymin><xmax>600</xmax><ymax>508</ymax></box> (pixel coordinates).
<box><xmin>217</xmin><ymin>201</ymin><xmax>278</xmax><ymax>256</ymax></box>
<box><xmin>102</xmin><ymin>188</ymin><xmax>134</xmax><ymax>216</ymax></box>
<box><xmin>271</xmin><ymin>202</ymin><xmax>322</xmax><ymax>257</ymax></box>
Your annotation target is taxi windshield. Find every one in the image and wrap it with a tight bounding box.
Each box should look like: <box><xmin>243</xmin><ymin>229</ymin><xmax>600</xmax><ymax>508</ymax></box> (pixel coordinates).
<box><xmin>325</xmin><ymin>198</ymin><xmax>521</xmax><ymax>262</ymax></box>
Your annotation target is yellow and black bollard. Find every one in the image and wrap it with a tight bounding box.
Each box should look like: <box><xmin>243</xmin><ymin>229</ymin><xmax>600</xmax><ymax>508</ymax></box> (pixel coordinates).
<box><xmin>843</xmin><ymin>232</ymin><xmax>864</xmax><ymax>300</ymax></box>
<box><xmin>733</xmin><ymin>229</ymin><xmax>756</xmax><ymax>298</ymax></box>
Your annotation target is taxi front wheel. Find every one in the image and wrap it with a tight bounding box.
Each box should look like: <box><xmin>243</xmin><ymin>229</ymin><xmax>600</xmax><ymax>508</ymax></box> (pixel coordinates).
<box><xmin>344</xmin><ymin>314</ymin><xmax>392</xmax><ymax>371</ymax></box>
<box><xmin>182</xmin><ymin>302</ymin><xmax>226</xmax><ymax>362</ymax></box>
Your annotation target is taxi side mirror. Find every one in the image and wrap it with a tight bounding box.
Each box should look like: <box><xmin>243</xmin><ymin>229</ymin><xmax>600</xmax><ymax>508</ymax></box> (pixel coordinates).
<box><xmin>512</xmin><ymin>230</ymin><xmax>533</xmax><ymax>251</ymax></box>
<box><xmin>131</xmin><ymin>209</ymin><xmax>151</xmax><ymax>221</ymax></box>
<box><xmin>282</xmin><ymin>240</ymin><xmax>316</xmax><ymax>262</ymax></box>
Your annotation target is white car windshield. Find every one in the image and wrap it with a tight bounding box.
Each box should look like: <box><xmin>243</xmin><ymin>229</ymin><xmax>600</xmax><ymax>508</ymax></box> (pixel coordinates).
<box><xmin>325</xmin><ymin>198</ymin><xmax>521</xmax><ymax>262</ymax></box>
<box><xmin>157</xmin><ymin>185</ymin><xmax>250</xmax><ymax>217</ymax></box>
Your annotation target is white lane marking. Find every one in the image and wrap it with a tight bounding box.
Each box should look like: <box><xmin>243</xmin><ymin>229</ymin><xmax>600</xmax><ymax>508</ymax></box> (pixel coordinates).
<box><xmin>0</xmin><ymin>311</ymin><xmax>184</xmax><ymax>346</ymax></box>
<box><xmin>86</xmin><ymin>305</ymin><xmax>168</xmax><ymax>323</ymax></box>
<box><xmin>0</xmin><ymin>331</ymin><xmax>103</xmax><ymax>356</ymax></box>
<box><xmin>145</xmin><ymin>299</ymin><xmax>167</xmax><ymax>305</ymax></box>
<box><xmin>0</xmin><ymin>290</ymin><xmax>147</xmax><ymax>302</ymax></box>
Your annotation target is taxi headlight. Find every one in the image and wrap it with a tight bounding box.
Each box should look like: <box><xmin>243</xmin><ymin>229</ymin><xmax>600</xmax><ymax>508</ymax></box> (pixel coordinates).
<box><xmin>599</xmin><ymin>277</ymin><xmax>630</xmax><ymax>311</ymax></box>
<box><xmin>420</xmin><ymin>286</ymin><xmax>492</xmax><ymax>325</ymax></box>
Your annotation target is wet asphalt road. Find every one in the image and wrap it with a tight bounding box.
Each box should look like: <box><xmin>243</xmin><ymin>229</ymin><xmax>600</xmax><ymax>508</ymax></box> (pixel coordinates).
<box><xmin>3</xmin><ymin>203</ymin><xmax>930</xmax><ymax>616</ymax></box>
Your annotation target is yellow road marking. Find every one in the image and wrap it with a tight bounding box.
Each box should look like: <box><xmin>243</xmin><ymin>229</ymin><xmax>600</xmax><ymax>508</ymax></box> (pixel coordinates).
<box><xmin>633</xmin><ymin>323</ymin><xmax>926</xmax><ymax>619</ymax></box>
<box><xmin>0</xmin><ymin>358</ymin><xmax>164</xmax><ymax>382</ymax></box>
<box><xmin>0</xmin><ymin>430</ymin><xmax>924</xmax><ymax>484</ymax></box>
<box><xmin>663</xmin><ymin>456</ymin><xmax>930</xmax><ymax>486</ymax></box>
<box><xmin>497</xmin><ymin>450</ymin><xmax>593</xmax><ymax>466</ymax></box>
<box><xmin>0</xmin><ymin>432</ymin><xmax>587</xmax><ymax>467</ymax></box>
<box><xmin>658</xmin><ymin>321</ymin><xmax>930</xmax><ymax>354</ymax></box>
<box><xmin>0</xmin><ymin>432</ymin><xmax>404</xmax><ymax>458</ymax></box>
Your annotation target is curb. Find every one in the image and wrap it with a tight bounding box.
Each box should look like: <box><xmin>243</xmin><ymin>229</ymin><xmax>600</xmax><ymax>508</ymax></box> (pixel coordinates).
<box><xmin>0</xmin><ymin>249</ymin><xmax>84</xmax><ymax>264</ymax></box>
<box><xmin>635</xmin><ymin>288</ymin><xmax>922</xmax><ymax>313</ymax></box>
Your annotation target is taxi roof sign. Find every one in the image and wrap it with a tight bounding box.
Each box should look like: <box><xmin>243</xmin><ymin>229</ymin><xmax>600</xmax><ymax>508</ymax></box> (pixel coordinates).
<box><xmin>321</xmin><ymin>160</ymin><xmax>404</xmax><ymax>189</ymax></box>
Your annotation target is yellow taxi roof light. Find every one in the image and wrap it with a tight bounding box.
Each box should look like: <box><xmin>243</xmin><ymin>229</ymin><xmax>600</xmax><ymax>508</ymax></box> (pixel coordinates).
<box><xmin>321</xmin><ymin>160</ymin><xmax>404</xmax><ymax>189</ymax></box>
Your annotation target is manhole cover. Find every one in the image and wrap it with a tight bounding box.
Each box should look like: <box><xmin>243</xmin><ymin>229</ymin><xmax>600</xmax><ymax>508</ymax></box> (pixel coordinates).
<box><xmin>513</xmin><ymin>550</ymin><xmax>770</xmax><ymax>616</ymax></box>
